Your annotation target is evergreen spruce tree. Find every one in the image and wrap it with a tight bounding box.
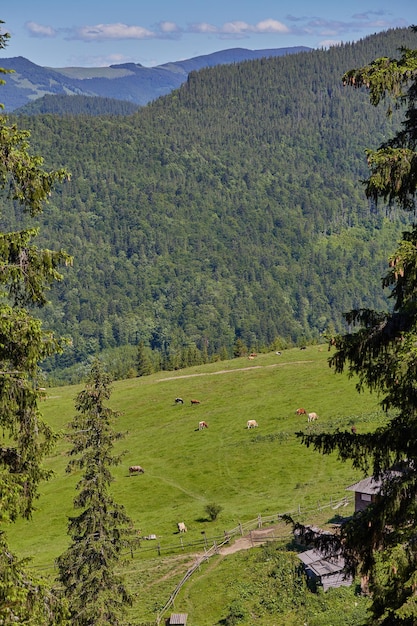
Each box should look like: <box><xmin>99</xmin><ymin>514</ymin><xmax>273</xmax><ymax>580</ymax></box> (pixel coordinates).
<box><xmin>0</xmin><ymin>20</ymin><xmax>71</xmax><ymax>624</ymax></box>
<box><xmin>56</xmin><ymin>360</ymin><xmax>137</xmax><ymax>626</ymax></box>
<box><xmin>233</xmin><ymin>338</ymin><xmax>247</xmax><ymax>358</ymax></box>
<box><xmin>297</xmin><ymin>28</ymin><xmax>417</xmax><ymax>624</ymax></box>
<box><xmin>135</xmin><ymin>340</ymin><xmax>153</xmax><ymax>376</ymax></box>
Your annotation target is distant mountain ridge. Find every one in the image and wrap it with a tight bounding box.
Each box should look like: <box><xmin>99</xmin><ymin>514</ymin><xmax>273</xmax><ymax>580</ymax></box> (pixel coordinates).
<box><xmin>0</xmin><ymin>46</ymin><xmax>311</xmax><ymax>112</ymax></box>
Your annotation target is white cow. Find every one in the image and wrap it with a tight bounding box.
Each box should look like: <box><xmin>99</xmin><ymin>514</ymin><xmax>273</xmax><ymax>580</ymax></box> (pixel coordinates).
<box><xmin>177</xmin><ymin>522</ymin><xmax>187</xmax><ymax>533</ymax></box>
<box><xmin>198</xmin><ymin>421</ymin><xmax>208</xmax><ymax>430</ymax></box>
<box><xmin>129</xmin><ymin>465</ymin><xmax>145</xmax><ymax>475</ymax></box>
<box><xmin>308</xmin><ymin>412</ymin><xmax>318</xmax><ymax>422</ymax></box>
<box><xmin>247</xmin><ymin>419</ymin><xmax>258</xmax><ymax>429</ymax></box>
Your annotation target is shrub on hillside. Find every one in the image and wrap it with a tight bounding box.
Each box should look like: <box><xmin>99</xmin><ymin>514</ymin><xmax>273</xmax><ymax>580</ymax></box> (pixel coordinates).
<box><xmin>205</xmin><ymin>502</ymin><xmax>223</xmax><ymax>521</ymax></box>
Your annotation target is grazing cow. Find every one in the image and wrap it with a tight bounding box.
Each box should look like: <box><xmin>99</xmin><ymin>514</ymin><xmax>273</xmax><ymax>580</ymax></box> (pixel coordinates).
<box><xmin>250</xmin><ymin>353</ymin><xmax>257</xmax><ymax>357</ymax></box>
<box><xmin>248</xmin><ymin>356</ymin><xmax>255</xmax><ymax>360</ymax></box>
<box><xmin>351</xmin><ymin>426</ymin><xmax>357</xmax><ymax>434</ymax></box>
<box><xmin>177</xmin><ymin>522</ymin><xmax>187</xmax><ymax>533</ymax></box>
<box><xmin>191</xmin><ymin>399</ymin><xmax>201</xmax><ymax>405</ymax></box>
<box><xmin>198</xmin><ymin>421</ymin><xmax>208</xmax><ymax>430</ymax></box>
<box><xmin>275</xmin><ymin>351</ymin><xmax>282</xmax><ymax>355</ymax></box>
<box><xmin>296</xmin><ymin>408</ymin><xmax>307</xmax><ymax>415</ymax></box>
<box><xmin>129</xmin><ymin>465</ymin><xmax>145</xmax><ymax>475</ymax></box>
<box><xmin>175</xmin><ymin>397</ymin><xmax>184</xmax><ymax>404</ymax></box>
<box><xmin>307</xmin><ymin>412</ymin><xmax>318</xmax><ymax>422</ymax></box>
<box><xmin>247</xmin><ymin>419</ymin><xmax>258</xmax><ymax>429</ymax></box>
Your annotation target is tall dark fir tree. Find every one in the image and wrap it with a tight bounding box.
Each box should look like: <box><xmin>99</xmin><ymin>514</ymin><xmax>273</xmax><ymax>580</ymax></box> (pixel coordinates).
<box><xmin>297</xmin><ymin>27</ymin><xmax>417</xmax><ymax>625</ymax></box>
<box><xmin>0</xmin><ymin>20</ymin><xmax>71</xmax><ymax>625</ymax></box>
<box><xmin>56</xmin><ymin>360</ymin><xmax>138</xmax><ymax>626</ymax></box>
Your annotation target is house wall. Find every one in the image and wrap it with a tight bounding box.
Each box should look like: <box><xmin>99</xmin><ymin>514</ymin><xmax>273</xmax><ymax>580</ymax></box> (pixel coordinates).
<box><xmin>355</xmin><ymin>492</ymin><xmax>375</xmax><ymax>512</ymax></box>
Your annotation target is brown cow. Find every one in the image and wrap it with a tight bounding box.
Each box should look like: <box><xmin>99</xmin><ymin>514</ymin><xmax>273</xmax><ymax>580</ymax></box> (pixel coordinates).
<box><xmin>198</xmin><ymin>421</ymin><xmax>208</xmax><ymax>430</ymax></box>
<box><xmin>191</xmin><ymin>399</ymin><xmax>201</xmax><ymax>405</ymax></box>
<box><xmin>296</xmin><ymin>408</ymin><xmax>307</xmax><ymax>415</ymax></box>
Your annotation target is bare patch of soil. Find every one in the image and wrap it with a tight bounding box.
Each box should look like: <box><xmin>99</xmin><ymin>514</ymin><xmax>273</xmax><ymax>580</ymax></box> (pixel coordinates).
<box><xmin>219</xmin><ymin>525</ymin><xmax>286</xmax><ymax>555</ymax></box>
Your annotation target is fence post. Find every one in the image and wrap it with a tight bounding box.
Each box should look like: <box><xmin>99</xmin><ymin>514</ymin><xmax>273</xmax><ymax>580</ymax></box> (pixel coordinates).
<box><xmin>239</xmin><ymin>522</ymin><xmax>243</xmax><ymax>536</ymax></box>
<box><xmin>157</xmin><ymin>542</ymin><xmax>161</xmax><ymax>556</ymax></box>
<box><xmin>258</xmin><ymin>514</ymin><xmax>262</xmax><ymax>528</ymax></box>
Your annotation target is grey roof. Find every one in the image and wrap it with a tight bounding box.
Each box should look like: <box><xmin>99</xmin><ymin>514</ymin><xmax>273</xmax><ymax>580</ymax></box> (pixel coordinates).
<box><xmin>346</xmin><ymin>471</ymin><xmax>402</xmax><ymax>496</ymax></box>
<box><xmin>298</xmin><ymin>548</ymin><xmax>345</xmax><ymax>577</ymax></box>
<box><xmin>345</xmin><ymin>476</ymin><xmax>383</xmax><ymax>495</ymax></box>
<box><xmin>169</xmin><ymin>614</ymin><xmax>188</xmax><ymax>625</ymax></box>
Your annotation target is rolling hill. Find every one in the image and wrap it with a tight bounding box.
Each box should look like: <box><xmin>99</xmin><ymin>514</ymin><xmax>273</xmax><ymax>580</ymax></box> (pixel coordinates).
<box><xmin>0</xmin><ymin>46</ymin><xmax>310</xmax><ymax>113</ymax></box>
<box><xmin>5</xmin><ymin>347</ymin><xmax>384</xmax><ymax>623</ymax></box>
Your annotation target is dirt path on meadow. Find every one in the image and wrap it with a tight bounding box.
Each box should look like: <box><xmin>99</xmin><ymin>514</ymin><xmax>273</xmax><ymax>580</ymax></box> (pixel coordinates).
<box><xmin>218</xmin><ymin>525</ymin><xmax>289</xmax><ymax>555</ymax></box>
<box><xmin>157</xmin><ymin>361</ymin><xmax>313</xmax><ymax>382</ymax></box>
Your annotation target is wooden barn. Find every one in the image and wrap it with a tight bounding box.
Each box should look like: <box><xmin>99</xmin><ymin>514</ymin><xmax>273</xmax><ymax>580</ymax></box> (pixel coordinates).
<box><xmin>298</xmin><ymin>548</ymin><xmax>353</xmax><ymax>591</ymax></box>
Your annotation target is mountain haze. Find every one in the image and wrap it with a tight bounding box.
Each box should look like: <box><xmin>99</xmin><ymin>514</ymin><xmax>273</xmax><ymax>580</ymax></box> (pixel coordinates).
<box><xmin>0</xmin><ymin>46</ymin><xmax>310</xmax><ymax>113</ymax></box>
<box><xmin>3</xmin><ymin>27</ymin><xmax>417</xmax><ymax>382</ymax></box>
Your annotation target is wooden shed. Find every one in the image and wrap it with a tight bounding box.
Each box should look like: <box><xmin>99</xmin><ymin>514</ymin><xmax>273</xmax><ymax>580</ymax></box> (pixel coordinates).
<box><xmin>168</xmin><ymin>614</ymin><xmax>188</xmax><ymax>625</ymax></box>
<box><xmin>346</xmin><ymin>476</ymin><xmax>383</xmax><ymax>512</ymax></box>
<box><xmin>346</xmin><ymin>471</ymin><xmax>401</xmax><ymax>513</ymax></box>
<box><xmin>298</xmin><ymin>548</ymin><xmax>353</xmax><ymax>591</ymax></box>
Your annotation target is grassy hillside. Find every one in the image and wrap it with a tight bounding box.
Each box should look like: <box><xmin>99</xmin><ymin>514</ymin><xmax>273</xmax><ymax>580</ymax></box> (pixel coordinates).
<box><xmin>6</xmin><ymin>347</ymin><xmax>385</xmax><ymax>623</ymax></box>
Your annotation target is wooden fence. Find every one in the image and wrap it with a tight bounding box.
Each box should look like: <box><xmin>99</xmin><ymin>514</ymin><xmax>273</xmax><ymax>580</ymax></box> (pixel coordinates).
<box><xmin>155</xmin><ymin>494</ymin><xmax>352</xmax><ymax>624</ymax></box>
<box><xmin>143</xmin><ymin>494</ymin><xmax>352</xmax><ymax>560</ymax></box>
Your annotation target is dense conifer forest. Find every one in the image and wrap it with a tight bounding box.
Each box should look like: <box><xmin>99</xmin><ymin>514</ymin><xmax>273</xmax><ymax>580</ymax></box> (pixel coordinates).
<box><xmin>4</xmin><ymin>27</ymin><xmax>417</xmax><ymax>383</ymax></box>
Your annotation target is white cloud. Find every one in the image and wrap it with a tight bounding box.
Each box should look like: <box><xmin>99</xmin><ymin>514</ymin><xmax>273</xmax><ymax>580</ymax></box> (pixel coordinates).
<box><xmin>189</xmin><ymin>18</ymin><xmax>289</xmax><ymax>37</ymax></box>
<box><xmin>158</xmin><ymin>21</ymin><xmax>182</xmax><ymax>35</ymax></box>
<box><xmin>189</xmin><ymin>22</ymin><xmax>218</xmax><ymax>34</ymax></box>
<box><xmin>24</xmin><ymin>12</ymin><xmax>405</xmax><ymax>49</ymax></box>
<box><xmin>25</xmin><ymin>21</ymin><xmax>57</xmax><ymax>38</ymax></box>
<box><xmin>253</xmin><ymin>19</ymin><xmax>289</xmax><ymax>34</ymax></box>
<box><xmin>71</xmin><ymin>23</ymin><xmax>155</xmax><ymax>41</ymax></box>
<box><xmin>221</xmin><ymin>21</ymin><xmax>252</xmax><ymax>35</ymax></box>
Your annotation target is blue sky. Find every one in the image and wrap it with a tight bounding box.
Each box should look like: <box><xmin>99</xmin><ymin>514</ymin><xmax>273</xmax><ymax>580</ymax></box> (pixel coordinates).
<box><xmin>0</xmin><ymin>1</ymin><xmax>414</xmax><ymax>68</ymax></box>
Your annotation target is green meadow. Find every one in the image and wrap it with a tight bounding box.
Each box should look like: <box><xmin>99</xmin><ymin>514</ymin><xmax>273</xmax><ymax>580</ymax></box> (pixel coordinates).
<box><xmin>6</xmin><ymin>346</ymin><xmax>385</xmax><ymax>623</ymax></box>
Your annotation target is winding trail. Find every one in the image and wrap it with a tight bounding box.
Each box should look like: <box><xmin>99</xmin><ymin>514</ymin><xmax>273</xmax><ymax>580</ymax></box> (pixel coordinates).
<box><xmin>157</xmin><ymin>361</ymin><xmax>313</xmax><ymax>382</ymax></box>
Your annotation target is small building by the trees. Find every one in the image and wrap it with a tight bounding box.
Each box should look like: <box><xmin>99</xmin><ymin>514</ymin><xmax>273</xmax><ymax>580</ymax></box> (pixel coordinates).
<box><xmin>346</xmin><ymin>471</ymin><xmax>402</xmax><ymax>513</ymax></box>
<box><xmin>168</xmin><ymin>614</ymin><xmax>188</xmax><ymax>625</ymax></box>
<box><xmin>346</xmin><ymin>476</ymin><xmax>384</xmax><ymax>512</ymax></box>
<box><xmin>298</xmin><ymin>548</ymin><xmax>353</xmax><ymax>591</ymax></box>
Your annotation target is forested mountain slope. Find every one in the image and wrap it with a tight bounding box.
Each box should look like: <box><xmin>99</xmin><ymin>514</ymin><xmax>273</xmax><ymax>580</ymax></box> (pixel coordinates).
<box><xmin>5</xmin><ymin>27</ymin><xmax>417</xmax><ymax>381</ymax></box>
<box><xmin>0</xmin><ymin>46</ymin><xmax>310</xmax><ymax>113</ymax></box>
<box><xmin>15</xmin><ymin>93</ymin><xmax>140</xmax><ymax>116</ymax></box>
